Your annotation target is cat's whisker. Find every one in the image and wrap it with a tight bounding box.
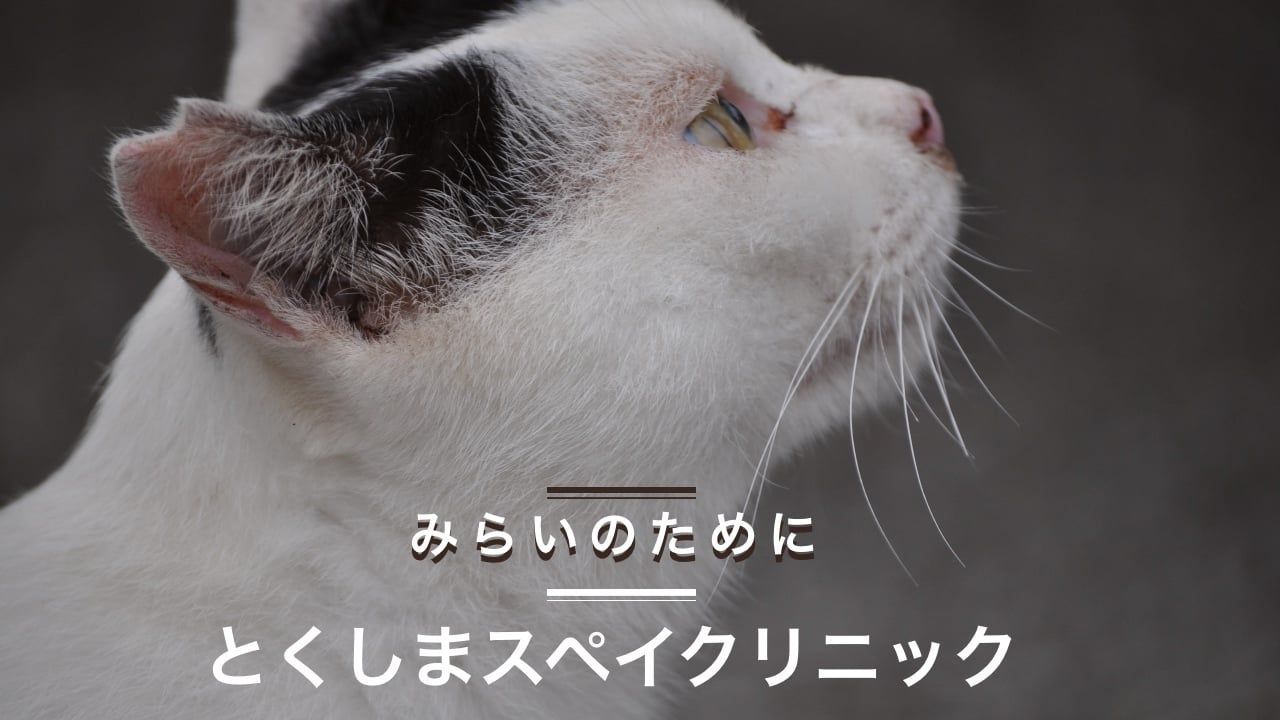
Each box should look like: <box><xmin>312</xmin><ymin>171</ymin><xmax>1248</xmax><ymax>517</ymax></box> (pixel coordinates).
<box><xmin>898</xmin><ymin>286</ymin><xmax>965</xmax><ymax>568</ymax></box>
<box><xmin>926</xmin><ymin>274</ymin><xmax>1005</xmax><ymax>360</ymax></box>
<box><xmin>957</xmin><ymin>204</ymin><xmax>1003</xmax><ymax>217</ymax></box>
<box><xmin>927</xmin><ymin>289</ymin><xmax>1017</xmax><ymax>424</ymax></box>
<box><xmin>953</xmin><ymin>218</ymin><xmax>1006</xmax><ymax>246</ymax></box>
<box><xmin>908</xmin><ymin>371</ymin><xmax>964</xmax><ymax>447</ymax></box>
<box><xmin>953</xmin><ymin>241</ymin><xmax>1026</xmax><ymax>273</ymax></box>
<box><xmin>750</xmin><ymin>273</ymin><xmax>863</xmax><ymax>476</ymax></box>
<box><xmin>881</xmin><ymin>333</ymin><xmax>919</xmax><ymax>424</ymax></box>
<box><xmin>946</xmin><ymin>255</ymin><xmax>1051</xmax><ymax>330</ymax></box>
<box><xmin>847</xmin><ymin>273</ymin><xmax>916</xmax><ymax>584</ymax></box>
<box><xmin>913</xmin><ymin>290</ymin><xmax>970</xmax><ymax>457</ymax></box>
<box><xmin>926</xmin><ymin>221</ymin><xmax>1025</xmax><ymax>280</ymax></box>
<box><xmin>712</xmin><ymin>269</ymin><xmax>863</xmax><ymax>601</ymax></box>
<box><xmin>952</xmin><ymin>290</ymin><xmax>1007</xmax><ymax>359</ymax></box>
<box><xmin>896</xmin><ymin>300</ymin><xmax>958</xmax><ymax>446</ymax></box>
<box><xmin>746</xmin><ymin>270</ymin><xmax>864</xmax><ymax>526</ymax></box>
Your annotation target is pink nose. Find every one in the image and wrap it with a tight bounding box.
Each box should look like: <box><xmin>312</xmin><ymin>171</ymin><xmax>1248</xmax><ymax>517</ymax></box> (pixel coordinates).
<box><xmin>910</xmin><ymin>94</ymin><xmax>945</xmax><ymax>150</ymax></box>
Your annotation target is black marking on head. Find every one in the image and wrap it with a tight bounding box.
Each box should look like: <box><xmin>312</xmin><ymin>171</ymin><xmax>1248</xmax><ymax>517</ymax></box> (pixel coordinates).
<box><xmin>194</xmin><ymin>297</ymin><xmax>218</xmax><ymax>355</ymax></box>
<box><xmin>327</xmin><ymin>59</ymin><xmax>522</xmax><ymax>251</ymax></box>
<box><xmin>236</xmin><ymin>1</ymin><xmax>554</xmax><ymax>335</ymax></box>
<box><xmin>261</xmin><ymin>0</ymin><xmax>523</xmax><ymax>112</ymax></box>
<box><xmin>282</xmin><ymin>56</ymin><xmax>536</xmax><ymax>331</ymax></box>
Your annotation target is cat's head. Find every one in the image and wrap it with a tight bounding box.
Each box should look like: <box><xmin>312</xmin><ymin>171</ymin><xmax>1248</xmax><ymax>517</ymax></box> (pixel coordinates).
<box><xmin>111</xmin><ymin>0</ymin><xmax>961</xmax><ymax>476</ymax></box>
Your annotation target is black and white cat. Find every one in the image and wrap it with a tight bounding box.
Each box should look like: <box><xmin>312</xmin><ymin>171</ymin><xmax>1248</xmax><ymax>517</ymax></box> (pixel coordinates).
<box><xmin>0</xmin><ymin>1</ymin><xmax>961</xmax><ymax>717</ymax></box>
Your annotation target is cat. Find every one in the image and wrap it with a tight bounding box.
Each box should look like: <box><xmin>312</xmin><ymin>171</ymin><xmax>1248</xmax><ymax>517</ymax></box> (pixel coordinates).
<box><xmin>0</xmin><ymin>1</ymin><xmax>961</xmax><ymax>717</ymax></box>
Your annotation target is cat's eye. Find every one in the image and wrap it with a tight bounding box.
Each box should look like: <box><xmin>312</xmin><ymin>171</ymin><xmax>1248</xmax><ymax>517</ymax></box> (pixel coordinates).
<box><xmin>684</xmin><ymin>96</ymin><xmax>756</xmax><ymax>151</ymax></box>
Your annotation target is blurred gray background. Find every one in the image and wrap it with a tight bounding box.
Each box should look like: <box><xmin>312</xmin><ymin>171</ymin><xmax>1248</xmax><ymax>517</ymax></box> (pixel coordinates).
<box><xmin>2</xmin><ymin>1</ymin><xmax>1277</xmax><ymax>717</ymax></box>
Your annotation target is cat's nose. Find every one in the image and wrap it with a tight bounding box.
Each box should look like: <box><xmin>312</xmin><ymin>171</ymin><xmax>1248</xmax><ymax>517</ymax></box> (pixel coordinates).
<box><xmin>909</xmin><ymin>93</ymin><xmax>945</xmax><ymax>150</ymax></box>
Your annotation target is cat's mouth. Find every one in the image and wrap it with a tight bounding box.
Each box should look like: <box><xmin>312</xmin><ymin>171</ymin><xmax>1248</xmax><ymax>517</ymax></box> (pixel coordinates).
<box><xmin>922</xmin><ymin>145</ymin><xmax>959</xmax><ymax>174</ymax></box>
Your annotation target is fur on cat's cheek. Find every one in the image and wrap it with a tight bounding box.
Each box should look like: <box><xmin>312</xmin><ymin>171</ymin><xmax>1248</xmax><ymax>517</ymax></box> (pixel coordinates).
<box><xmin>720</xmin><ymin>80</ymin><xmax>793</xmax><ymax>146</ymax></box>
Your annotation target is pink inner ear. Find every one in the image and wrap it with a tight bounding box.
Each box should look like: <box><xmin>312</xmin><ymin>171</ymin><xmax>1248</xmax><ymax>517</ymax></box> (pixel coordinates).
<box><xmin>113</xmin><ymin>132</ymin><xmax>301</xmax><ymax>340</ymax></box>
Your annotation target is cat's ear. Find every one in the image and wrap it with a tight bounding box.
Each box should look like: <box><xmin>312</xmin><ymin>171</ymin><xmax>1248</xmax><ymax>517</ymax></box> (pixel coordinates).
<box><xmin>110</xmin><ymin>99</ymin><xmax>379</xmax><ymax>341</ymax></box>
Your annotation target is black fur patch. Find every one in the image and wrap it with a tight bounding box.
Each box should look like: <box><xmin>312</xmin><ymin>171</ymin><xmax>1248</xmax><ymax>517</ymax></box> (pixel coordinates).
<box><xmin>252</xmin><ymin>1</ymin><xmax>543</xmax><ymax>332</ymax></box>
<box><xmin>259</xmin><ymin>56</ymin><xmax>534</xmax><ymax>331</ymax></box>
<box><xmin>194</xmin><ymin>298</ymin><xmax>218</xmax><ymax>355</ymax></box>
<box><xmin>261</xmin><ymin>0</ymin><xmax>522</xmax><ymax>113</ymax></box>
<box><xmin>324</xmin><ymin>59</ymin><xmax>521</xmax><ymax>255</ymax></box>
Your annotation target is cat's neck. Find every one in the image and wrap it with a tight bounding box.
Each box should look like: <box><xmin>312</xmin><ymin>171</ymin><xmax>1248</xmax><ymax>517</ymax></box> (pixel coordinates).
<box><xmin>44</xmin><ymin>273</ymin><xmax>488</xmax><ymax>597</ymax></box>
<box><xmin>52</xmin><ymin>272</ymin><xmax>748</xmax><ymax>570</ymax></box>
<box><xmin>58</xmin><ymin>273</ymin><xmax>323</xmax><ymax>509</ymax></box>
<box><xmin>26</xmin><ymin>272</ymin><xmax>743</xmax><ymax>718</ymax></box>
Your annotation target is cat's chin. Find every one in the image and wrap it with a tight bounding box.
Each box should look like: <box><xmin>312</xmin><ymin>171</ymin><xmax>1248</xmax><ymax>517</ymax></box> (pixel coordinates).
<box><xmin>788</xmin><ymin>302</ymin><xmax>938</xmax><ymax>420</ymax></box>
<box><xmin>797</xmin><ymin>335</ymin><xmax>861</xmax><ymax>393</ymax></box>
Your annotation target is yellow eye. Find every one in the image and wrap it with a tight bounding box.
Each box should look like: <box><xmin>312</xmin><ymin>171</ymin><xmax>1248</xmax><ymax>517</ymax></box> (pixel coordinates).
<box><xmin>684</xmin><ymin>95</ymin><xmax>756</xmax><ymax>151</ymax></box>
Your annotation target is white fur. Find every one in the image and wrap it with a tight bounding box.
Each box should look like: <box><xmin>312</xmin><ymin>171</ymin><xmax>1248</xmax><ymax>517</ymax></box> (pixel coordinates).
<box><xmin>225</xmin><ymin>0</ymin><xmax>351</xmax><ymax>108</ymax></box>
<box><xmin>0</xmin><ymin>1</ymin><xmax>961</xmax><ymax>718</ymax></box>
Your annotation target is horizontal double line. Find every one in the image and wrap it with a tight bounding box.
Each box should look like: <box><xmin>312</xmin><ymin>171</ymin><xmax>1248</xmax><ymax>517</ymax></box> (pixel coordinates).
<box><xmin>546</xmin><ymin>588</ymin><xmax>697</xmax><ymax>603</ymax></box>
<box><xmin>546</xmin><ymin>485</ymin><xmax>696</xmax><ymax>501</ymax></box>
